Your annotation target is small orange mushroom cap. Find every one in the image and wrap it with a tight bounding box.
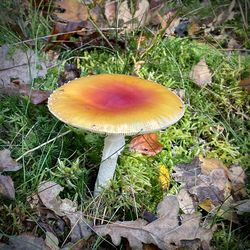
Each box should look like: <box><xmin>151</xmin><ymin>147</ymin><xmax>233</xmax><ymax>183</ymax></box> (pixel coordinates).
<box><xmin>48</xmin><ymin>74</ymin><xmax>184</xmax><ymax>135</ymax></box>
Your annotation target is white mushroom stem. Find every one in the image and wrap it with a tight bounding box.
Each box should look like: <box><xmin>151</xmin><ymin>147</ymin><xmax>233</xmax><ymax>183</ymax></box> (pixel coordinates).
<box><xmin>94</xmin><ymin>134</ymin><xmax>125</xmax><ymax>196</ymax></box>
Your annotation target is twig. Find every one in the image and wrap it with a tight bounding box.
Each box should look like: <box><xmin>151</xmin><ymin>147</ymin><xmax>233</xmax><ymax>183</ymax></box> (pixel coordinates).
<box><xmin>16</xmin><ymin>130</ymin><xmax>71</xmax><ymax>161</ymax></box>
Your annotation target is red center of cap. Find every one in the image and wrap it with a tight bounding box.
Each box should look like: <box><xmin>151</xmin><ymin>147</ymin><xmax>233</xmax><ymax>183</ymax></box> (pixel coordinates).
<box><xmin>85</xmin><ymin>82</ymin><xmax>153</xmax><ymax>112</ymax></box>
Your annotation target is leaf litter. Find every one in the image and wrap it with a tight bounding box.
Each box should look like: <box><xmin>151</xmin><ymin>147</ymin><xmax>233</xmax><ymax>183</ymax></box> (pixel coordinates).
<box><xmin>37</xmin><ymin>181</ymin><xmax>92</xmax><ymax>242</ymax></box>
<box><xmin>173</xmin><ymin>156</ymin><xmax>247</xmax><ymax>222</ymax></box>
<box><xmin>94</xmin><ymin>195</ymin><xmax>215</xmax><ymax>250</ymax></box>
<box><xmin>0</xmin><ymin>149</ymin><xmax>22</xmax><ymax>200</ymax></box>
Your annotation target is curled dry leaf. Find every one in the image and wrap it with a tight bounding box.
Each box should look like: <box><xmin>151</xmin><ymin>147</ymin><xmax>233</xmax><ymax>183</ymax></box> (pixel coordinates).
<box><xmin>189</xmin><ymin>59</ymin><xmax>212</xmax><ymax>87</ymax></box>
<box><xmin>129</xmin><ymin>133</ymin><xmax>163</xmax><ymax>156</ymax></box>
<box><xmin>38</xmin><ymin>181</ymin><xmax>77</xmax><ymax>217</ymax></box>
<box><xmin>94</xmin><ymin>195</ymin><xmax>214</xmax><ymax>250</ymax></box>
<box><xmin>37</xmin><ymin>181</ymin><xmax>92</xmax><ymax>242</ymax></box>
<box><xmin>0</xmin><ymin>149</ymin><xmax>21</xmax><ymax>173</ymax></box>
<box><xmin>0</xmin><ymin>174</ymin><xmax>15</xmax><ymax>200</ymax></box>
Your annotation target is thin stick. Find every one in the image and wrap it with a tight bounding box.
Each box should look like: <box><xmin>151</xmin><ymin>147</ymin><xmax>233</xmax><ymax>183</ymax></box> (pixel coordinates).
<box><xmin>16</xmin><ymin>130</ymin><xmax>71</xmax><ymax>161</ymax></box>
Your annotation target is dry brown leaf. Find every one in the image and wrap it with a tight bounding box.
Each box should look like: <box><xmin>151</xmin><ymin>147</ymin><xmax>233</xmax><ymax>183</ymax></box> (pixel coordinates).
<box><xmin>67</xmin><ymin>211</ymin><xmax>92</xmax><ymax>242</ymax></box>
<box><xmin>38</xmin><ymin>181</ymin><xmax>77</xmax><ymax>217</ymax></box>
<box><xmin>8</xmin><ymin>233</ymin><xmax>50</xmax><ymax>250</ymax></box>
<box><xmin>0</xmin><ymin>46</ymin><xmax>47</xmax><ymax>85</ymax></box>
<box><xmin>1</xmin><ymin>80</ymin><xmax>52</xmax><ymax>105</ymax></box>
<box><xmin>228</xmin><ymin>165</ymin><xmax>247</xmax><ymax>200</ymax></box>
<box><xmin>95</xmin><ymin>195</ymin><xmax>214</xmax><ymax>250</ymax></box>
<box><xmin>105</xmin><ymin>0</ymin><xmax>116</xmax><ymax>24</ymax></box>
<box><xmin>45</xmin><ymin>232</ymin><xmax>59</xmax><ymax>250</ymax></box>
<box><xmin>37</xmin><ymin>181</ymin><xmax>92</xmax><ymax>242</ymax></box>
<box><xmin>129</xmin><ymin>133</ymin><xmax>163</xmax><ymax>156</ymax></box>
<box><xmin>117</xmin><ymin>1</ymin><xmax>132</xmax><ymax>27</ymax></box>
<box><xmin>173</xmin><ymin>156</ymin><xmax>240</xmax><ymax>222</ymax></box>
<box><xmin>134</xmin><ymin>0</ymin><xmax>150</xmax><ymax>27</ymax></box>
<box><xmin>239</xmin><ymin>76</ymin><xmax>250</xmax><ymax>92</ymax></box>
<box><xmin>177</xmin><ymin>188</ymin><xmax>196</xmax><ymax>214</ymax></box>
<box><xmin>189</xmin><ymin>59</ymin><xmax>212</xmax><ymax>87</ymax></box>
<box><xmin>233</xmin><ymin>199</ymin><xmax>250</xmax><ymax>215</ymax></box>
<box><xmin>0</xmin><ymin>174</ymin><xmax>15</xmax><ymax>200</ymax></box>
<box><xmin>117</xmin><ymin>0</ymin><xmax>150</xmax><ymax>30</ymax></box>
<box><xmin>199</xmin><ymin>155</ymin><xmax>228</xmax><ymax>175</ymax></box>
<box><xmin>0</xmin><ymin>149</ymin><xmax>21</xmax><ymax>173</ymax></box>
<box><xmin>55</xmin><ymin>0</ymin><xmax>88</xmax><ymax>22</ymax></box>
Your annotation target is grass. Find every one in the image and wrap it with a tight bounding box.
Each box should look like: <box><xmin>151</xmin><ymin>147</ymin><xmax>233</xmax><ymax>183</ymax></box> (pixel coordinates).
<box><xmin>0</xmin><ymin>0</ymin><xmax>250</xmax><ymax>249</ymax></box>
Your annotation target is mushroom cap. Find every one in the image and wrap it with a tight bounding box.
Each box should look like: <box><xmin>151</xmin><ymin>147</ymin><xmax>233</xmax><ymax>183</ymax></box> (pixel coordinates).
<box><xmin>48</xmin><ymin>74</ymin><xmax>184</xmax><ymax>135</ymax></box>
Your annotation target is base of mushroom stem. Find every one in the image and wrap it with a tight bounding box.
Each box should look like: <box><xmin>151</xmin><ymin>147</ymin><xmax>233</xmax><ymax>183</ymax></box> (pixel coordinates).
<box><xmin>94</xmin><ymin>134</ymin><xmax>125</xmax><ymax>197</ymax></box>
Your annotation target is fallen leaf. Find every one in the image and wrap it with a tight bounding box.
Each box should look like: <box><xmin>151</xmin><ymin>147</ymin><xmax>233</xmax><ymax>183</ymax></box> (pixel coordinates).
<box><xmin>129</xmin><ymin>133</ymin><xmax>163</xmax><ymax>156</ymax></box>
<box><xmin>189</xmin><ymin>59</ymin><xmax>212</xmax><ymax>87</ymax></box>
<box><xmin>0</xmin><ymin>149</ymin><xmax>22</xmax><ymax>173</ymax></box>
<box><xmin>0</xmin><ymin>45</ymin><xmax>47</xmax><ymax>85</ymax></box>
<box><xmin>177</xmin><ymin>188</ymin><xmax>196</xmax><ymax>214</ymax></box>
<box><xmin>67</xmin><ymin>211</ymin><xmax>92</xmax><ymax>242</ymax></box>
<box><xmin>45</xmin><ymin>232</ymin><xmax>59</xmax><ymax>250</ymax></box>
<box><xmin>37</xmin><ymin>181</ymin><xmax>92</xmax><ymax>242</ymax></box>
<box><xmin>1</xmin><ymin>80</ymin><xmax>52</xmax><ymax>105</ymax></box>
<box><xmin>165</xmin><ymin>17</ymin><xmax>181</xmax><ymax>36</ymax></box>
<box><xmin>55</xmin><ymin>0</ymin><xmax>88</xmax><ymax>22</ymax></box>
<box><xmin>158</xmin><ymin>164</ymin><xmax>170</xmax><ymax>191</ymax></box>
<box><xmin>199</xmin><ymin>155</ymin><xmax>228</xmax><ymax>175</ymax></box>
<box><xmin>239</xmin><ymin>76</ymin><xmax>250</xmax><ymax>92</ymax></box>
<box><xmin>95</xmin><ymin>195</ymin><xmax>214</xmax><ymax>250</ymax></box>
<box><xmin>8</xmin><ymin>233</ymin><xmax>49</xmax><ymax>250</ymax></box>
<box><xmin>173</xmin><ymin>156</ymin><xmax>240</xmax><ymax>222</ymax></box>
<box><xmin>0</xmin><ymin>174</ymin><xmax>15</xmax><ymax>200</ymax></box>
<box><xmin>117</xmin><ymin>1</ymin><xmax>132</xmax><ymax>28</ymax></box>
<box><xmin>227</xmin><ymin>165</ymin><xmax>247</xmax><ymax>200</ymax></box>
<box><xmin>134</xmin><ymin>0</ymin><xmax>150</xmax><ymax>27</ymax></box>
<box><xmin>38</xmin><ymin>181</ymin><xmax>77</xmax><ymax>217</ymax></box>
<box><xmin>105</xmin><ymin>0</ymin><xmax>116</xmax><ymax>25</ymax></box>
<box><xmin>233</xmin><ymin>199</ymin><xmax>250</xmax><ymax>215</ymax></box>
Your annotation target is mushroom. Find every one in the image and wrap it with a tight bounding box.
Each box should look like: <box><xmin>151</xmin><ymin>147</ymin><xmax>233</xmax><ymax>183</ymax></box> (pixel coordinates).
<box><xmin>48</xmin><ymin>74</ymin><xmax>184</xmax><ymax>196</ymax></box>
